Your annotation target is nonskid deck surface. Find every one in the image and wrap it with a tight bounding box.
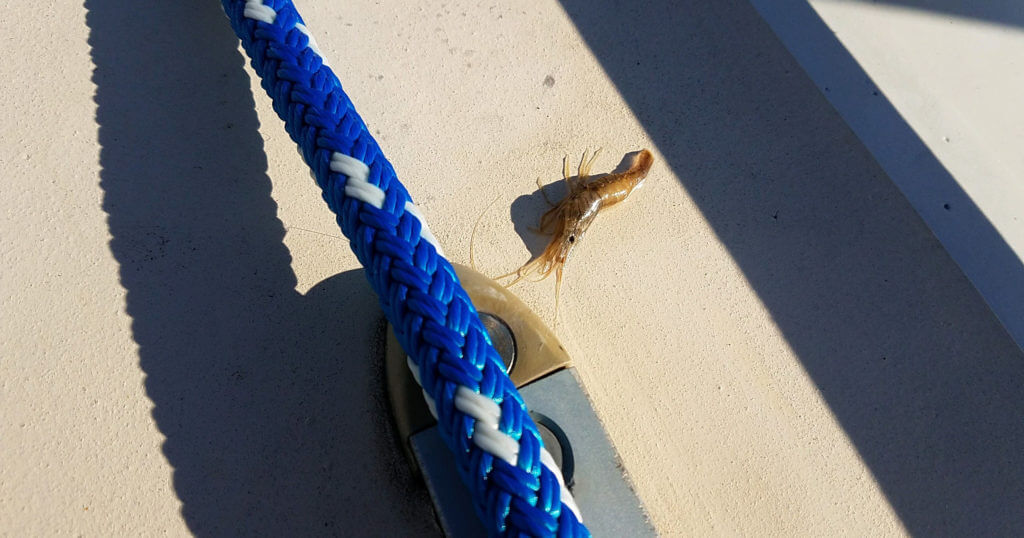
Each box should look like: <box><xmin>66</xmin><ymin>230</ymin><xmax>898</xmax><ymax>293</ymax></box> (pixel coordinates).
<box><xmin>2</xmin><ymin>0</ymin><xmax>1021</xmax><ymax>536</ymax></box>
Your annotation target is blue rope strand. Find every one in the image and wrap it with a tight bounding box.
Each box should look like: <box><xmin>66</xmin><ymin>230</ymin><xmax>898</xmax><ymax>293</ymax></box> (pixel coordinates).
<box><xmin>220</xmin><ymin>1</ymin><xmax>590</xmax><ymax>536</ymax></box>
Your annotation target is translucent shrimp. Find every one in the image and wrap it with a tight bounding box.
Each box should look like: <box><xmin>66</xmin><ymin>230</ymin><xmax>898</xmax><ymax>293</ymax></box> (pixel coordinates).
<box><xmin>494</xmin><ymin>148</ymin><xmax>654</xmax><ymax>319</ymax></box>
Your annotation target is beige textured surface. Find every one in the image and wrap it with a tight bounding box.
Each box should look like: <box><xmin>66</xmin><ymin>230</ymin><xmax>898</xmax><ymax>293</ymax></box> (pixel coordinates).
<box><xmin>3</xmin><ymin>0</ymin><xmax>1022</xmax><ymax>536</ymax></box>
<box><xmin>753</xmin><ymin>0</ymin><xmax>1024</xmax><ymax>348</ymax></box>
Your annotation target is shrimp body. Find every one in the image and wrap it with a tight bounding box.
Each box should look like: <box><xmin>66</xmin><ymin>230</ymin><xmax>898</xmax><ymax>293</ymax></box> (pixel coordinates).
<box><xmin>500</xmin><ymin>149</ymin><xmax>654</xmax><ymax>316</ymax></box>
<box><xmin>579</xmin><ymin>149</ymin><xmax>653</xmax><ymax>208</ymax></box>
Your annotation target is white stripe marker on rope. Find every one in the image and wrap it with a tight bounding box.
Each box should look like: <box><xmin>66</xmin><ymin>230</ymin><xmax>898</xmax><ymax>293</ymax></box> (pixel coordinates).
<box><xmin>241</xmin><ymin>5</ymin><xmax>443</xmax><ymax>256</ymax></box>
<box><xmin>243</xmin><ymin>0</ymin><xmax>276</xmax><ymax>23</ymax></box>
<box><xmin>406</xmin><ymin>357</ymin><xmax>582</xmax><ymax>520</ymax></box>
<box><xmin>294</xmin><ymin>23</ymin><xmax>329</xmax><ymax>66</ymax></box>
<box><xmin>330</xmin><ymin>152</ymin><xmax>444</xmax><ymax>254</ymax></box>
<box><xmin>402</xmin><ymin>201</ymin><xmax>444</xmax><ymax>254</ymax></box>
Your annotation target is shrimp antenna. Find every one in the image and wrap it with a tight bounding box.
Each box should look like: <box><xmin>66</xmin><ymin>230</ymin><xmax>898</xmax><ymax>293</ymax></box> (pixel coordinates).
<box><xmin>554</xmin><ymin>265</ymin><xmax>564</xmax><ymax>329</ymax></box>
<box><xmin>469</xmin><ymin>194</ymin><xmax>502</xmax><ymax>271</ymax></box>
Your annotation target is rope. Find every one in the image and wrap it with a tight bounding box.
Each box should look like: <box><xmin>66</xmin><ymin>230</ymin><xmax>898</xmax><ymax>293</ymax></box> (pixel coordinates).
<box><xmin>220</xmin><ymin>1</ymin><xmax>589</xmax><ymax>536</ymax></box>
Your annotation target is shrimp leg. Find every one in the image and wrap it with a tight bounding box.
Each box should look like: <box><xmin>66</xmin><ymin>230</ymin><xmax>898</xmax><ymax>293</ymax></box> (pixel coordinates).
<box><xmin>562</xmin><ymin>155</ymin><xmax>577</xmax><ymax>193</ymax></box>
<box><xmin>577</xmin><ymin>147</ymin><xmax>602</xmax><ymax>185</ymax></box>
<box><xmin>533</xmin><ymin>205</ymin><xmax>561</xmax><ymax>235</ymax></box>
<box><xmin>536</xmin><ymin>176</ymin><xmax>557</xmax><ymax>207</ymax></box>
<box><xmin>575</xmin><ymin>150</ymin><xmax>589</xmax><ymax>188</ymax></box>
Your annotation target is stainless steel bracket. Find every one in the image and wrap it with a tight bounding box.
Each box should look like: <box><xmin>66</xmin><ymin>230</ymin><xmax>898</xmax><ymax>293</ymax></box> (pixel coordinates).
<box><xmin>385</xmin><ymin>263</ymin><xmax>654</xmax><ymax>536</ymax></box>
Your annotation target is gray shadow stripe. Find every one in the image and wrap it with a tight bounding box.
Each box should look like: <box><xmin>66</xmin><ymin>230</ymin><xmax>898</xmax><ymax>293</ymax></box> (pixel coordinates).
<box><xmin>752</xmin><ymin>0</ymin><xmax>1024</xmax><ymax>352</ymax></box>
<box><xmin>556</xmin><ymin>0</ymin><xmax>1024</xmax><ymax>534</ymax></box>
<box><xmin>88</xmin><ymin>0</ymin><xmax>437</xmax><ymax>534</ymax></box>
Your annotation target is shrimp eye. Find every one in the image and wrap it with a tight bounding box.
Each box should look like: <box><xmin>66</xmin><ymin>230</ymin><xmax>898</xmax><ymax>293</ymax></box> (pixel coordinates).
<box><xmin>568</xmin><ymin>235</ymin><xmax>575</xmax><ymax>243</ymax></box>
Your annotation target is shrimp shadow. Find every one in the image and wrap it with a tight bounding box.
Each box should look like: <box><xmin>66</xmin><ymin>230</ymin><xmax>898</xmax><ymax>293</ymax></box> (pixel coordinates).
<box><xmin>88</xmin><ymin>0</ymin><xmax>437</xmax><ymax>534</ymax></box>
<box><xmin>557</xmin><ymin>0</ymin><xmax>1024</xmax><ymax>535</ymax></box>
<box><xmin>508</xmin><ymin>151</ymin><xmax>642</xmax><ymax>261</ymax></box>
<box><xmin>509</xmin><ymin>191</ymin><xmax>557</xmax><ymax>262</ymax></box>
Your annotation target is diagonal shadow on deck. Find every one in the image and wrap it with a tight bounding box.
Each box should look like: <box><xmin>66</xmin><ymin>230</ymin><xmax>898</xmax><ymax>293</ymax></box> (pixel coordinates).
<box><xmin>87</xmin><ymin>0</ymin><xmax>438</xmax><ymax>534</ymax></box>
<box><xmin>556</xmin><ymin>0</ymin><xmax>1024</xmax><ymax>534</ymax></box>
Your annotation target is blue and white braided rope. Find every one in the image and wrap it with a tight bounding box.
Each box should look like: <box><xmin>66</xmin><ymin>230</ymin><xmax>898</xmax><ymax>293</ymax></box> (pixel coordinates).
<box><xmin>222</xmin><ymin>1</ymin><xmax>588</xmax><ymax>535</ymax></box>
